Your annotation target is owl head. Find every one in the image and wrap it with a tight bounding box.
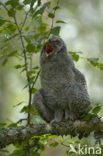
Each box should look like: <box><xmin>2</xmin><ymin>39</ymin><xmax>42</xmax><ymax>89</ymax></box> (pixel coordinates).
<box><xmin>41</xmin><ymin>36</ymin><xmax>67</xmax><ymax>57</ymax></box>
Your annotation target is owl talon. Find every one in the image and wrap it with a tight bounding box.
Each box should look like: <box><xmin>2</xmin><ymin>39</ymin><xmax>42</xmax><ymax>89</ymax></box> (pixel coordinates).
<box><xmin>65</xmin><ymin>109</ymin><xmax>75</xmax><ymax>121</ymax></box>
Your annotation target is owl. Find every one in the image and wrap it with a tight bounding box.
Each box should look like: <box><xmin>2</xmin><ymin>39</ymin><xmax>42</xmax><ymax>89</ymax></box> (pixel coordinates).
<box><xmin>33</xmin><ymin>36</ymin><xmax>91</xmax><ymax>123</ymax></box>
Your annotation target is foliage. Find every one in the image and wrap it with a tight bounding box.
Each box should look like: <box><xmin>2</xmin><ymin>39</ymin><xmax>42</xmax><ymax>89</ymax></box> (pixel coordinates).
<box><xmin>0</xmin><ymin>0</ymin><xmax>103</xmax><ymax>155</ymax></box>
<box><xmin>0</xmin><ymin>0</ymin><xmax>62</xmax><ymax>155</ymax></box>
<box><xmin>69</xmin><ymin>51</ymin><xmax>103</xmax><ymax>70</ymax></box>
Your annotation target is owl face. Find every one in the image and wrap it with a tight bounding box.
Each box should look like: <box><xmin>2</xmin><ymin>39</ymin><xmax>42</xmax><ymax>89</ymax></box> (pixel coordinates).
<box><xmin>44</xmin><ymin>36</ymin><xmax>65</xmax><ymax>57</ymax></box>
<box><xmin>40</xmin><ymin>36</ymin><xmax>68</xmax><ymax>66</ymax></box>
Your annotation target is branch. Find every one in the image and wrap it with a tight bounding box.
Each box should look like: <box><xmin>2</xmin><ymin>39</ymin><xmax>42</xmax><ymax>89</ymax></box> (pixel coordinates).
<box><xmin>20</xmin><ymin>11</ymin><xmax>30</xmax><ymax>31</ymax></box>
<box><xmin>13</xmin><ymin>15</ymin><xmax>32</xmax><ymax>125</ymax></box>
<box><xmin>0</xmin><ymin>118</ymin><xmax>103</xmax><ymax>149</ymax></box>
<box><xmin>31</xmin><ymin>69</ymin><xmax>41</xmax><ymax>90</ymax></box>
<box><xmin>48</xmin><ymin>0</ymin><xmax>60</xmax><ymax>37</ymax></box>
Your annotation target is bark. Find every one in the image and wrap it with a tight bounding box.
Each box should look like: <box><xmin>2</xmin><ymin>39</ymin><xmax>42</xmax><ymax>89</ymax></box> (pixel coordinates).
<box><xmin>0</xmin><ymin>117</ymin><xmax>103</xmax><ymax>149</ymax></box>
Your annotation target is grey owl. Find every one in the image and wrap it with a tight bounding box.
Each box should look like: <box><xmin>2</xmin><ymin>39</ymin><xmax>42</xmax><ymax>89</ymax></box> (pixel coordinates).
<box><xmin>32</xmin><ymin>36</ymin><xmax>91</xmax><ymax>123</ymax></box>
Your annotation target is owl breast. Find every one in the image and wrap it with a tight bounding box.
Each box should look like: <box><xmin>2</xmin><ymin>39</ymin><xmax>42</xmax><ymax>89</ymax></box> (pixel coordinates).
<box><xmin>40</xmin><ymin>62</ymin><xmax>75</xmax><ymax>109</ymax></box>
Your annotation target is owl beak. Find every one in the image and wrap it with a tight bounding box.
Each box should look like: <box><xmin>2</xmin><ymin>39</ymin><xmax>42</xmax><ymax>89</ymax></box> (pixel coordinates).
<box><xmin>45</xmin><ymin>40</ymin><xmax>54</xmax><ymax>57</ymax></box>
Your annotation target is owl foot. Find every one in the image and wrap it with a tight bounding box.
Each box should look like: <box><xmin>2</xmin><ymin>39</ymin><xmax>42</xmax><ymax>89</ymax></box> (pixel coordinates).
<box><xmin>65</xmin><ymin>109</ymin><xmax>75</xmax><ymax>121</ymax></box>
<box><xmin>50</xmin><ymin>109</ymin><xmax>64</xmax><ymax>124</ymax></box>
<box><xmin>50</xmin><ymin>118</ymin><xmax>61</xmax><ymax>124</ymax></box>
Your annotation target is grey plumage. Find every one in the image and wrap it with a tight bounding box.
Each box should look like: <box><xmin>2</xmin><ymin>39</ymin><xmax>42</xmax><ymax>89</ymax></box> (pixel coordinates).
<box><xmin>33</xmin><ymin>36</ymin><xmax>91</xmax><ymax>123</ymax></box>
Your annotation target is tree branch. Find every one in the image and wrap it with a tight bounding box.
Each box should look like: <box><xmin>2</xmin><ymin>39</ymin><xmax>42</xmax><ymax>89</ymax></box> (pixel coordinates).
<box><xmin>48</xmin><ymin>0</ymin><xmax>60</xmax><ymax>38</ymax></box>
<box><xmin>13</xmin><ymin>15</ymin><xmax>32</xmax><ymax>125</ymax></box>
<box><xmin>0</xmin><ymin>118</ymin><xmax>103</xmax><ymax>149</ymax></box>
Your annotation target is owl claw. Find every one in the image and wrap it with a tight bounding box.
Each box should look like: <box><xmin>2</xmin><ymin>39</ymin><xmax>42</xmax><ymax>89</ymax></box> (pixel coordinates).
<box><xmin>65</xmin><ymin>109</ymin><xmax>75</xmax><ymax>121</ymax></box>
<box><xmin>50</xmin><ymin>118</ymin><xmax>61</xmax><ymax>124</ymax></box>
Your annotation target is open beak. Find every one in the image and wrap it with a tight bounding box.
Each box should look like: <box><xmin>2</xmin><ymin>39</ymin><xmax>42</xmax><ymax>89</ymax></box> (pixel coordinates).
<box><xmin>45</xmin><ymin>40</ymin><xmax>54</xmax><ymax>57</ymax></box>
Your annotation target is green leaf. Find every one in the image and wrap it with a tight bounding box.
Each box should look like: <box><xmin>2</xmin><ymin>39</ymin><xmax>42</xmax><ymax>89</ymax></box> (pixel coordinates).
<box><xmin>92</xmin><ymin>105</ymin><xmax>102</xmax><ymax>115</ymax></box>
<box><xmin>0</xmin><ymin>149</ymin><xmax>9</xmax><ymax>153</ymax></box>
<box><xmin>48</xmin><ymin>13</ymin><xmax>55</xmax><ymax>18</ymax></box>
<box><xmin>88</xmin><ymin>58</ymin><xmax>99</xmax><ymax>63</ymax></box>
<box><xmin>8</xmin><ymin>50</ymin><xmax>17</xmax><ymax>57</ymax></box>
<box><xmin>30</xmin><ymin>0</ymin><xmax>37</xmax><ymax>8</ymax></box>
<box><xmin>87</xmin><ymin>58</ymin><xmax>99</xmax><ymax>66</ymax></box>
<box><xmin>13</xmin><ymin>101</ymin><xmax>24</xmax><ymax>108</ymax></box>
<box><xmin>97</xmin><ymin>63</ymin><xmax>103</xmax><ymax>70</ymax></box>
<box><xmin>0</xmin><ymin>123</ymin><xmax>6</xmax><ymax>127</ymax></box>
<box><xmin>8</xmin><ymin>123</ymin><xmax>17</xmax><ymax>128</ymax></box>
<box><xmin>83</xmin><ymin>113</ymin><xmax>91</xmax><ymax>121</ymax></box>
<box><xmin>30</xmin><ymin>76</ymin><xmax>35</xmax><ymax>83</ymax></box>
<box><xmin>27</xmin><ymin>70</ymin><xmax>36</xmax><ymax>76</ymax></box>
<box><xmin>7</xmin><ymin>23</ymin><xmax>17</xmax><ymax>32</ymax></box>
<box><xmin>51</xmin><ymin>26</ymin><xmax>61</xmax><ymax>36</ymax></box>
<box><xmin>5</xmin><ymin>0</ymin><xmax>19</xmax><ymax>7</ymax></box>
<box><xmin>5</xmin><ymin>33</ymin><xmax>19</xmax><ymax>41</ymax></box>
<box><xmin>31</xmin><ymin>88</ymin><xmax>37</xmax><ymax>94</ymax></box>
<box><xmin>53</xmin><ymin>6</ymin><xmax>60</xmax><ymax>10</ymax></box>
<box><xmin>8</xmin><ymin>8</ymin><xmax>15</xmax><ymax>17</ymax></box>
<box><xmin>49</xmin><ymin>141</ymin><xmax>59</xmax><ymax>147</ymax></box>
<box><xmin>69</xmin><ymin>51</ymin><xmax>79</xmax><ymax>62</ymax></box>
<box><xmin>38</xmin><ymin>23</ymin><xmax>48</xmax><ymax>32</ymax></box>
<box><xmin>2</xmin><ymin>57</ymin><xmax>8</xmax><ymax>66</ymax></box>
<box><xmin>20</xmin><ymin>106</ymin><xmax>28</xmax><ymax>113</ymax></box>
<box><xmin>37</xmin><ymin>0</ymin><xmax>41</xmax><ymax>6</ymax></box>
<box><xmin>15</xmin><ymin>64</ymin><xmax>22</xmax><ymax>69</ymax></box>
<box><xmin>23</xmin><ymin>0</ymin><xmax>31</xmax><ymax>5</ymax></box>
<box><xmin>24</xmin><ymin>35</ymin><xmax>33</xmax><ymax>44</ymax></box>
<box><xmin>0</xmin><ymin>18</ymin><xmax>5</xmax><ymax>26</ymax></box>
<box><xmin>87</xmin><ymin>58</ymin><xmax>103</xmax><ymax>70</ymax></box>
<box><xmin>32</xmin><ymin>2</ymin><xmax>50</xmax><ymax>18</ymax></box>
<box><xmin>20</xmin><ymin>105</ymin><xmax>35</xmax><ymax>114</ymax></box>
<box><xmin>33</xmin><ymin>66</ymin><xmax>40</xmax><ymax>69</ymax></box>
<box><xmin>9</xmin><ymin>149</ymin><xmax>24</xmax><ymax>156</ymax></box>
<box><xmin>95</xmin><ymin>102</ymin><xmax>100</xmax><ymax>106</ymax></box>
<box><xmin>5</xmin><ymin>0</ymin><xmax>23</xmax><ymax>10</ymax></box>
<box><xmin>16</xmin><ymin>4</ymin><xmax>24</xmax><ymax>10</ymax></box>
<box><xmin>26</xmin><ymin>44</ymin><xmax>35</xmax><ymax>52</ymax></box>
<box><xmin>56</xmin><ymin>20</ymin><xmax>66</xmax><ymax>24</ymax></box>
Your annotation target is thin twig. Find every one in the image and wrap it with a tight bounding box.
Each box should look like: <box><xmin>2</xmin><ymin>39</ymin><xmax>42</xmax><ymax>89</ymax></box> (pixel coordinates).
<box><xmin>61</xmin><ymin>143</ymin><xmax>69</xmax><ymax>148</ymax></box>
<box><xmin>13</xmin><ymin>12</ymin><xmax>32</xmax><ymax>154</ymax></box>
<box><xmin>0</xmin><ymin>2</ymin><xmax>9</xmax><ymax>12</ymax></box>
<box><xmin>16</xmin><ymin>118</ymin><xmax>27</xmax><ymax>124</ymax></box>
<box><xmin>31</xmin><ymin>69</ymin><xmax>41</xmax><ymax>90</ymax></box>
<box><xmin>48</xmin><ymin>0</ymin><xmax>60</xmax><ymax>38</ymax></box>
<box><xmin>21</xmin><ymin>11</ymin><xmax>30</xmax><ymax>31</ymax></box>
<box><xmin>1</xmin><ymin>1</ymin><xmax>38</xmax><ymax>126</ymax></box>
<box><xmin>29</xmin><ymin>53</ymin><xmax>33</xmax><ymax>71</ymax></box>
<box><xmin>13</xmin><ymin>15</ymin><xmax>32</xmax><ymax>126</ymax></box>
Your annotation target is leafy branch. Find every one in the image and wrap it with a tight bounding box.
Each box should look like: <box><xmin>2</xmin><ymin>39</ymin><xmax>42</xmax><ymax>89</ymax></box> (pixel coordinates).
<box><xmin>13</xmin><ymin>15</ymin><xmax>32</xmax><ymax>125</ymax></box>
<box><xmin>0</xmin><ymin>1</ymin><xmax>39</xmax><ymax>126</ymax></box>
<box><xmin>48</xmin><ymin>0</ymin><xmax>60</xmax><ymax>37</ymax></box>
<box><xmin>69</xmin><ymin>51</ymin><xmax>103</xmax><ymax>70</ymax></box>
<box><xmin>0</xmin><ymin>118</ymin><xmax>103</xmax><ymax>149</ymax></box>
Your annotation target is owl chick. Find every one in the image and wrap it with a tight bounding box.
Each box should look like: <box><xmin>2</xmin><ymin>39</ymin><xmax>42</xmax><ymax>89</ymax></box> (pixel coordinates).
<box><xmin>33</xmin><ymin>36</ymin><xmax>91</xmax><ymax>123</ymax></box>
